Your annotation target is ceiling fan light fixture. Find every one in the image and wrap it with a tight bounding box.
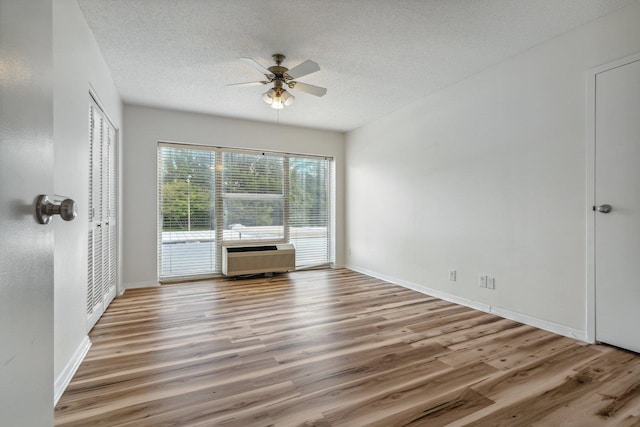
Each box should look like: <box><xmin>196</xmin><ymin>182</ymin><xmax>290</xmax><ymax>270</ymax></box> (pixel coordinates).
<box><xmin>271</xmin><ymin>92</ymin><xmax>284</xmax><ymax>109</ymax></box>
<box><xmin>266</xmin><ymin>88</ymin><xmax>294</xmax><ymax>110</ymax></box>
<box><xmin>282</xmin><ymin>90</ymin><xmax>295</xmax><ymax>106</ymax></box>
<box><xmin>262</xmin><ymin>88</ymin><xmax>276</xmax><ymax>105</ymax></box>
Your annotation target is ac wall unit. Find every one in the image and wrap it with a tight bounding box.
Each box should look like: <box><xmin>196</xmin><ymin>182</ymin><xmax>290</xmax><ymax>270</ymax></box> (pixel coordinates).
<box><xmin>222</xmin><ymin>244</ymin><xmax>295</xmax><ymax>277</ymax></box>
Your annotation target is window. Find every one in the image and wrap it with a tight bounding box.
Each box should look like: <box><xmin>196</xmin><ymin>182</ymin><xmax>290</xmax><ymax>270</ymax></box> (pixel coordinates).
<box><xmin>158</xmin><ymin>146</ymin><xmax>216</xmax><ymax>278</ymax></box>
<box><xmin>289</xmin><ymin>157</ymin><xmax>331</xmax><ymax>266</ymax></box>
<box><xmin>158</xmin><ymin>143</ymin><xmax>333</xmax><ymax>279</ymax></box>
<box><xmin>222</xmin><ymin>152</ymin><xmax>285</xmax><ymax>242</ymax></box>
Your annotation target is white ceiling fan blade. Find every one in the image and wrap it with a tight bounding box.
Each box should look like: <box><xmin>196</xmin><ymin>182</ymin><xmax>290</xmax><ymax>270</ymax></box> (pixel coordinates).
<box><xmin>227</xmin><ymin>81</ymin><xmax>269</xmax><ymax>87</ymax></box>
<box><xmin>239</xmin><ymin>57</ymin><xmax>274</xmax><ymax>78</ymax></box>
<box><xmin>286</xmin><ymin>60</ymin><xmax>320</xmax><ymax>79</ymax></box>
<box><xmin>290</xmin><ymin>81</ymin><xmax>327</xmax><ymax>97</ymax></box>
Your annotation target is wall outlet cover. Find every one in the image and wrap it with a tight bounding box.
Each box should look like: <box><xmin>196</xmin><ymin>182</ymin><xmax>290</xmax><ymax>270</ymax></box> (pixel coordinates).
<box><xmin>479</xmin><ymin>275</ymin><xmax>487</xmax><ymax>288</ymax></box>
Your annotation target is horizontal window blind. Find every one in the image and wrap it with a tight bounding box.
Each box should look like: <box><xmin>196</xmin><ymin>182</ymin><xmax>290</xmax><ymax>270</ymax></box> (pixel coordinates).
<box><xmin>222</xmin><ymin>152</ymin><xmax>285</xmax><ymax>243</ymax></box>
<box><xmin>289</xmin><ymin>156</ymin><xmax>331</xmax><ymax>267</ymax></box>
<box><xmin>159</xmin><ymin>146</ymin><xmax>216</xmax><ymax>277</ymax></box>
<box><xmin>158</xmin><ymin>143</ymin><xmax>334</xmax><ymax>279</ymax></box>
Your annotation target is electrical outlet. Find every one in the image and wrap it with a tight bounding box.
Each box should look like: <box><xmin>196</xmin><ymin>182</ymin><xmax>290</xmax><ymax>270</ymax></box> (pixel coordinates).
<box><xmin>479</xmin><ymin>275</ymin><xmax>487</xmax><ymax>288</ymax></box>
<box><xmin>448</xmin><ymin>270</ymin><xmax>457</xmax><ymax>281</ymax></box>
<box><xmin>487</xmin><ymin>276</ymin><xmax>495</xmax><ymax>290</ymax></box>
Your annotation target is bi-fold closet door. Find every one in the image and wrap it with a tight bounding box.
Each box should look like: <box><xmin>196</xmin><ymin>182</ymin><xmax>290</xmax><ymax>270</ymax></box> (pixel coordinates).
<box><xmin>87</xmin><ymin>95</ymin><xmax>117</xmax><ymax>331</ymax></box>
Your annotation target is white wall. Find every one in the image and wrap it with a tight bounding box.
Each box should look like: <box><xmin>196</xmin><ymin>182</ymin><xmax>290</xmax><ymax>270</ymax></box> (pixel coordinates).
<box><xmin>345</xmin><ymin>1</ymin><xmax>640</xmax><ymax>340</ymax></box>
<box><xmin>53</xmin><ymin>0</ymin><xmax>122</xmax><ymax>399</ymax></box>
<box><xmin>122</xmin><ymin>105</ymin><xmax>345</xmax><ymax>288</ymax></box>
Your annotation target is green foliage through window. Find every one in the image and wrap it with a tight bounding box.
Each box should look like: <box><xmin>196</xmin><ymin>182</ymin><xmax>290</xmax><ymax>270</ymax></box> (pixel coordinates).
<box><xmin>158</xmin><ymin>143</ymin><xmax>333</xmax><ymax>277</ymax></box>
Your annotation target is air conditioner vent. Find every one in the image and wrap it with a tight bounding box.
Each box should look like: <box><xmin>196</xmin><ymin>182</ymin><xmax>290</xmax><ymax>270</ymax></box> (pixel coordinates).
<box><xmin>222</xmin><ymin>244</ymin><xmax>295</xmax><ymax>276</ymax></box>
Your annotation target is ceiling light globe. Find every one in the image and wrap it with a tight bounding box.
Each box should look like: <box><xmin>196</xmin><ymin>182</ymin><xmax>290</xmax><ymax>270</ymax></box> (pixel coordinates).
<box><xmin>262</xmin><ymin>88</ymin><xmax>276</xmax><ymax>105</ymax></box>
<box><xmin>282</xmin><ymin>90</ymin><xmax>295</xmax><ymax>106</ymax></box>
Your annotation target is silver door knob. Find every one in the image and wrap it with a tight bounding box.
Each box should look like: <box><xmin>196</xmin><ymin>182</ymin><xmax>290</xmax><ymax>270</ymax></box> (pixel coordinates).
<box><xmin>36</xmin><ymin>195</ymin><xmax>77</xmax><ymax>224</ymax></box>
<box><xmin>595</xmin><ymin>204</ymin><xmax>612</xmax><ymax>213</ymax></box>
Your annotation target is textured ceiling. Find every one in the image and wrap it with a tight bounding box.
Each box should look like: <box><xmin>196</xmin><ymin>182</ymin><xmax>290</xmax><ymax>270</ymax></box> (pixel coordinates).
<box><xmin>78</xmin><ymin>0</ymin><xmax>635</xmax><ymax>132</ymax></box>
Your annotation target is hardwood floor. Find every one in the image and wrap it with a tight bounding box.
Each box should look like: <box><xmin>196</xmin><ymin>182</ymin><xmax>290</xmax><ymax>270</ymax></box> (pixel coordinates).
<box><xmin>55</xmin><ymin>268</ymin><xmax>640</xmax><ymax>426</ymax></box>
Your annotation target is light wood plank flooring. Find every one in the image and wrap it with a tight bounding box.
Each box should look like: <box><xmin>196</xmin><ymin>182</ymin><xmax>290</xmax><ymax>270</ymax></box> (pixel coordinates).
<box><xmin>55</xmin><ymin>268</ymin><xmax>640</xmax><ymax>426</ymax></box>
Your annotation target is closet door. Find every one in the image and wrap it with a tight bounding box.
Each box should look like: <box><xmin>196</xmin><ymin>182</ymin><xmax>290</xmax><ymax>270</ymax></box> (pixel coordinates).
<box><xmin>594</xmin><ymin>57</ymin><xmax>640</xmax><ymax>352</ymax></box>
<box><xmin>88</xmin><ymin>96</ymin><xmax>117</xmax><ymax>331</ymax></box>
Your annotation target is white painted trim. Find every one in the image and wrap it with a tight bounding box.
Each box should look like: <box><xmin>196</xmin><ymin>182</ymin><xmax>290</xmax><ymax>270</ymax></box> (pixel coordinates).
<box><xmin>586</xmin><ymin>60</ymin><xmax>597</xmax><ymax>344</ymax></box>
<box><xmin>489</xmin><ymin>306</ymin><xmax>586</xmax><ymax>342</ymax></box>
<box><xmin>123</xmin><ymin>280</ymin><xmax>160</xmax><ymax>290</ymax></box>
<box><xmin>585</xmin><ymin>52</ymin><xmax>640</xmax><ymax>344</ymax></box>
<box><xmin>349</xmin><ymin>266</ymin><xmax>491</xmax><ymax>313</ymax></box>
<box><xmin>54</xmin><ymin>336</ymin><xmax>91</xmax><ymax>405</ymax></box>
<box><xmin>348</xmin><ymin>265</ymin><xmax>587</xmax><ymax>342</ymax></box>
<box><xmin>87</xmin><ymin>307</ymin><xmax>102</xmax><ymax>332</ymax></box>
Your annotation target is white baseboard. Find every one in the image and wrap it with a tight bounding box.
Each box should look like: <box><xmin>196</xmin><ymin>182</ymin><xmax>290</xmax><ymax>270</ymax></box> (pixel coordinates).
<box><xmin>54</xmin><ymin>336</ymin><xmax>91</xmax><ymax>406</ymax></box>
<box><xmin>123</xmin><ymin>280</ymin><xmax>160</xmax><ymax>290</ymax></box>
<box><xmin>347</xmin><ymin>265</ymin><xmax>587</xmax><ymax>342</ymax></box>
<box><xmin>489</xmin><ymin>306</ymin><xmax>586</xmax><ymax>342</ymax></box>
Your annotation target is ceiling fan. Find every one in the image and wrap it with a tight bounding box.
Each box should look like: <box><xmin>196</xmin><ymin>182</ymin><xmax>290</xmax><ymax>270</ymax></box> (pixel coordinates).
<box><xmin>229</xmin><ymin>54</ymin><xmax>327</xmax><ymax>109</ymax></box>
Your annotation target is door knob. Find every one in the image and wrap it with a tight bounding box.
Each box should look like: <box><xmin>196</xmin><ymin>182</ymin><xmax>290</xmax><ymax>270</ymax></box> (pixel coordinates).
<box><xmin>594</xmin><ymin>204</ymin><xmax>612</xmax><ymax>214</ymax></box>
<box><xmin>36</xmin><ymin>195</ymin><xmax>77</xmax><ymax>224</ymax></box>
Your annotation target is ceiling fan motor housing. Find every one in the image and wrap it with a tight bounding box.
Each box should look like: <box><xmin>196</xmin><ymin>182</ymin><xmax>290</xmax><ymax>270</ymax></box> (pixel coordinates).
<box><xmin>272</xmin><ymin>53</ymin><xmax>286</xmax><ymax>65</ymax></box>
<box><xmin>269</xmin><ymin>54</ymin><xmax>297</xmax><ymax>82</ymax></box>
<box><xmin>268</xmin><ymin>65</ymin><xmax>289</xmax><ymax>79</ymax></box>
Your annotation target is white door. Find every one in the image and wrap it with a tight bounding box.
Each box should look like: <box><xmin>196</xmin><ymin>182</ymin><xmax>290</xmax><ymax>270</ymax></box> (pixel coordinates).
<box><xmin>595</xmin><ymin>56</ymin><xmax>640</xmax><ymax>353</ymax></box>
<box><xmin>0</xmin><ymin>0</ymin><xmax>55</xmax><ymax>425</ymax></box>
<box><xmin>87</xmin><ymin>96</ymin><xmax>117</xmax><ymax>330</ymax></box>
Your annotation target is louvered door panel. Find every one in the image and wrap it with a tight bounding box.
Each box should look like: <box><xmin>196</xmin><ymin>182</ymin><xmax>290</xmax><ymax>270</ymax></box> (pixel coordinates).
<box><xmin>87</xmin><ymin>103</ymin><xmax>102</xmax><ymax>319</ymax></box>
<box><xmin>107</xmin><ymin>121</ymin><xmax>117</xmax><ymax>299</ymax></box>
<box><xmin>87</xmin><ymin>230</ymin><xmax>94</xmax><ymax>314</ymax></box>
<box><xmin>87</xmin><ymin>95</ymin><xmax>117</xmax><ymax>331</ymax></box>
<box><xmin>102</xmin><ymin>121</ymin><xmax>116</xmax><ymax>306</ymax></box>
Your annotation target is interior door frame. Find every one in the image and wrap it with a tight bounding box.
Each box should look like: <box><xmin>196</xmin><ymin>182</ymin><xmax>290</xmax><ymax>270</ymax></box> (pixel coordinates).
<box><xmin>585</xmin><ymin>52</ymin><xmax>640</xmax><ymax>344</ymax></box>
